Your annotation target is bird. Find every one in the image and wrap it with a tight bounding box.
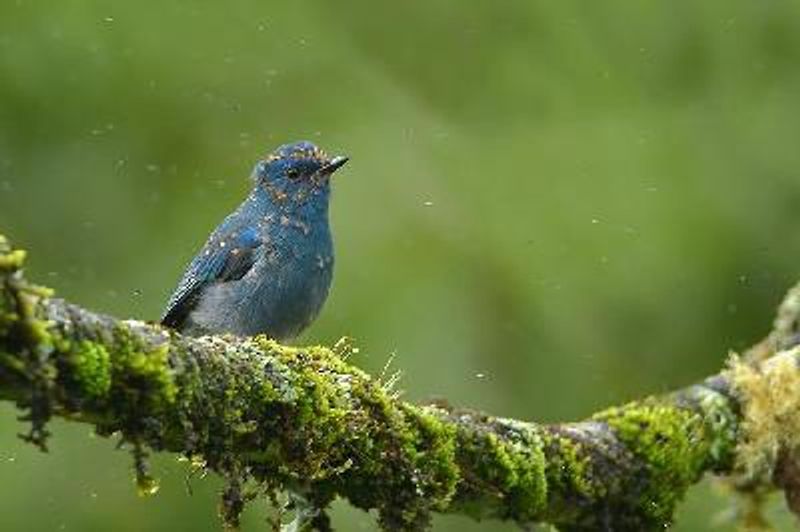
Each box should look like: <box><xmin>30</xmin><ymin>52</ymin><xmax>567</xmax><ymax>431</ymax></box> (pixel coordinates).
<box><xmin>161</xmin><ymin>141</ymin><xmax>348</xmax><ymax>341</ymax></box>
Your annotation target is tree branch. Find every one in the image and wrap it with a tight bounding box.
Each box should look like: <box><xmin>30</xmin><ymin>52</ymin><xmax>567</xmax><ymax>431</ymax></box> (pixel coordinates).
<box><xmin>1</xmin><ymin>232</ymin><xmax>799</xmax><ymax>531</ymax></box>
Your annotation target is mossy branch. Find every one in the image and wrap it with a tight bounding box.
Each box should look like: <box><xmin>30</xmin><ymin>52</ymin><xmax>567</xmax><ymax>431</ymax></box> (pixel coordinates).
<box><xmin>2</xmin><ymin>233</ymin><xmax>800</xmax><ymax>531</ymax></box>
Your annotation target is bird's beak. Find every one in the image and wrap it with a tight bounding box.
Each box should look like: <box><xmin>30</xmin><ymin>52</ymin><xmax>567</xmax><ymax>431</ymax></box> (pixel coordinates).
<box><xmin>320</xmin><ymin>156</ymin><xmax>349</xmax><ymax>176</ymax></box>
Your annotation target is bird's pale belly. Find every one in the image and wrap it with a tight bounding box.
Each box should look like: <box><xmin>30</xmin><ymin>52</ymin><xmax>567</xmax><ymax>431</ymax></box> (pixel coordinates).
<box><xmin>188</xmin><ymin>251</ymin><xmax>333</xmax><ymax>340</ymax></box>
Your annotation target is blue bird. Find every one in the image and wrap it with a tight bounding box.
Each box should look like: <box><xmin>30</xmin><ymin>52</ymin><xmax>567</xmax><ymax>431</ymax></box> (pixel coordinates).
<box><xmin>161</xmin><ymin>141</ymin><xmax>348</xmax><ymax>340</ymax></box>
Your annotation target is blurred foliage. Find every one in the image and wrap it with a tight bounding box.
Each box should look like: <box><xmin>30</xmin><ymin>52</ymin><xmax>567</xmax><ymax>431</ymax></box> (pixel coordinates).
<box><xmin>1</xmin><ymin>1</ymin><xmax>800</xmax><ymax>530</ymax></box>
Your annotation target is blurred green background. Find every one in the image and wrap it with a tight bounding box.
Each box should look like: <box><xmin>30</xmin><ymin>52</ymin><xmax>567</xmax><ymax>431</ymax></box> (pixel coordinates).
<box><xmin>2</xmin><ymin>1</ymin><xmax>800</xmax><ymax>530</ymax></box>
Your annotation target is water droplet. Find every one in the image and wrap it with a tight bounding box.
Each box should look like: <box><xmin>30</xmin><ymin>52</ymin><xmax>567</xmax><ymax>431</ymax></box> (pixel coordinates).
<box><xmin>137</xmin><ymin>475</ymin><xmax>160</xmax><ymax>497</ymax></box>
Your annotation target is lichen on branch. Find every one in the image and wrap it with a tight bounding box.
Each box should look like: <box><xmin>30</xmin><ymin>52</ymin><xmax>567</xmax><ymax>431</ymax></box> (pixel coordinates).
<box><xmin>1</xmin><ymin>232</ymin><xmax>799</xmax><ymax>531</ymax></box>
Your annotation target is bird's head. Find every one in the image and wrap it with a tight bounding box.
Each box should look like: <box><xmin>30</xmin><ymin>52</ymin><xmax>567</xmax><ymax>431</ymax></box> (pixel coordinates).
<box><xmin>253</xmin><ymin>141</ymin><xmax>348</xmax><ymax>204</ymax></box>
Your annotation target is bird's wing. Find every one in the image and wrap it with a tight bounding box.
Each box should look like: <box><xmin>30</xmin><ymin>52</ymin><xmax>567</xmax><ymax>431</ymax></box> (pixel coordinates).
<box><xmin>161</xmin><ymin>223</ymin><xmax>263</xmax><ymax>329</ymax></box>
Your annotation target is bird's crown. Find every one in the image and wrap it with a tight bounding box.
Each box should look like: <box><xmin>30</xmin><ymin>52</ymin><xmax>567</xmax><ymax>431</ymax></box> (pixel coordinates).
<box><xmin>266</xmin><ymin>141</ymin><xmax>329</xmax><ymax>164</ymax></box>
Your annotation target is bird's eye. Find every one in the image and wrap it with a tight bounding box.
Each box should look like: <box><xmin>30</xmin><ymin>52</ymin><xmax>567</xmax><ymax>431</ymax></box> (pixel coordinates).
<box><xmin>286</xmin><ymin>168</ymin><xmax>301</xmax><ymax>179</ymax></box>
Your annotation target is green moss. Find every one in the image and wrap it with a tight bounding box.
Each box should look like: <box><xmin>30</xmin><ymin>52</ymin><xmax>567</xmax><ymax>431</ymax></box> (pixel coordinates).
<box><xmin>560</xmin><ymin>438</ymin><xmax>594</xmax><ymax>497</ymax></box>
<box><xmin>401</xmin><ymin>405</ymin><xmax>459</xmax><ymax>508</ymax></box>
<box><xmin>594</xmin><ymin>400</ymin><xmax>710</xmax><ymax>526</ymax></box>
<box><xmin>362</xmin><ymin>404</ymin><xmax>458</xmax><ymax>529</ymax></box>
<box><xmin>70</xmin><ymin>341</ymin><xmax>112</xmax><ymax>400</ymax></box>
<box><xmin>0</xmin><ymin>287</ymin><xmax>15</xmax><ymax>336</ymax></box>
<box><xmin>0</xmin><ymin>349</ymin><xmax>25</xmax><ymax>374</ymax></box>
<box><xmin>111</xmin><ymin>326</ymin><xmax>177</xmax><ymax>408</ymax></box>
<box><xmin>691</xmin><ymin>388</ymin><xmax>739</xmax><ymax>471</ymax></box>
<box><xmin>542</xmin><ymin>430</ymin><xmax>598</xmax><ymax>502</ymax></box>
<box><xmin>0</xmin><ymin>248</ymin><xmax>27</xmax><ymax>270</ymax></box>
<box><xmin>455</xmin><ymin>418</ymin><xmax>547</xmax><ymax>523</ymax></box>
<box><xmin>9</xmin><ymin>279</ymin><xmax>55</xmax><ymax>351</ymax></box>
<box><xmin>250</xmin><ymin>339</ymin><xmax>463</xmax><ymax>530</ymax></box>
<box><xmin>0</xmin><ymin>240</ymin><xmax>59</xmax><ymax>450</ymax></box>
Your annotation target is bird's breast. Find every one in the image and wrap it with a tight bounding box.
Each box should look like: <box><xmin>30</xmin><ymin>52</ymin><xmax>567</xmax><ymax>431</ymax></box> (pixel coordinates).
<box><xmin>237</xmin><ymin>216</ymin><xmax>333</xmax><ymax>338</ymax></box>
